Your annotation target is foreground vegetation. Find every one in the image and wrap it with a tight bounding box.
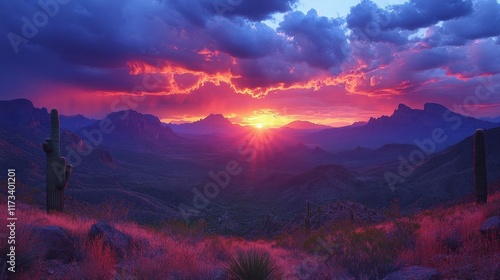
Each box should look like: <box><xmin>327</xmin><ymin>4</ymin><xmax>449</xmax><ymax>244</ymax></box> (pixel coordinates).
<box><xmin>1</xmin><ymin>191</ymin><xmax>499</xmax><ymax>279</ymax></box>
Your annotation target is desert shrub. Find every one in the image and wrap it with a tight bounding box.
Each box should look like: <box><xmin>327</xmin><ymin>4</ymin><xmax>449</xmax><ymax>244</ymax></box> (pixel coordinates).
<box><xmin>330</xmin><ymin>227</ymin><xmax>399</xmax><ymax>280</ymax></box>
<box><xmin>225</xmin><ymin>249</ymin><xmax>280</xmax><ymax>280</ymax></box>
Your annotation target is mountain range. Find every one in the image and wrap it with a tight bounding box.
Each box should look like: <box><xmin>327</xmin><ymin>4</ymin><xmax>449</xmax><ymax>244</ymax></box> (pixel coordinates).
<box><xmin>1</xmin><ymin>98</ymin><xmax>499</xmax><ymax>236</ymax></box>
<box><xmin>166</xmin><ymin>114</ymin><xmax>244</xmax><ymax>135</ymax></box>
<box><xmin>301</xmin><ymin>103</ymin><xmax>498</xmax><ymax>152</ymax></box>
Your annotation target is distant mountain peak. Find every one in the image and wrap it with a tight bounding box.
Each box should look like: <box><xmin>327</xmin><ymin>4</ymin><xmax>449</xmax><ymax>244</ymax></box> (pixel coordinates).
<box><xmin>387</xmin><ymin>103</ymin><xmax>416</xmax><ymax>120</ymax></box>
<box><xmin>368</xmin><ymin>102</ymin><xmax>451</xmax><ymax>127</ymax></box>
<box><xmin>201</xmin><ymin>114</ymin><xmax>232</xmax><ymax>125</ymax></box>
<box><xmin>351</xmin><ymin>121</ymin><xmax>367</xmax><ymax>127</ymax></box>
<box><xmin>206</xmin><ymin>113</ymin><xmax>225</xmax><ymax>119</ymax></box>
<box><xmin>0</xmin><ymin>99</ymin><xmax>49</xmax><ymax>132</ymax></box>
<box><xmin>105</xmin><ymin>109</ymin><xmax>168</xmax><ymax>133</ymax></box>
<box><xmin>395</xmin><ymin>103</ymin><xmax>412</xmax><ymax>112</ymax></box>
<box><xmin>189</xmin><ymin>114</ymin><xmax>233</xmax><ymax>128</ymax></box>
<box><xmin>166</xmin><ymin>113</ymin><xmax>236</xmax><ymax>135</ymax></box>
<box><xmin>0</xmin><ymin>98</ymin><xmax>36</xmax><ymax>110</ymax></box>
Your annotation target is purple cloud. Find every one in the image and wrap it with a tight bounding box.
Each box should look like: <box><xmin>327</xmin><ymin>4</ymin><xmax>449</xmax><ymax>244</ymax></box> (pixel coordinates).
<box><xmin>424</xmin><ymin>0</ymin><xmax>500</xmax><ymax>46</ymax></box>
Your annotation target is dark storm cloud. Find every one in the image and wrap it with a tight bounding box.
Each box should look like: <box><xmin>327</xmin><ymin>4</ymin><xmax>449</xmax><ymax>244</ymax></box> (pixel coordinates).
<box><xmin>231</xmin><ymin>56</ymin><xmax>321</xmax><ymax>89</ymax></box>
<box><xmin>443</xmin><ymin>39</ymin><xmax>500</xmax><ymax>78</ymax></box>
<box><xmin>346</xmin><ymin>0</ymin><xmax>472</xmax><ymax>44</ymax></box>
<box><xmin>278</xmin><ymin>9</ymin><xmax>349</xmax><ymax>71</ymax></box>
<box><xmin>208</xmin><ymin>18</ymin><xmax>282</xmax><ymax>58</ymax></box>
<box><xmin>216</xmin><ymin>8</ymin><xmax>350</xmax><ymax>91</ymax></box>
<box><xmin>169</xmin><ymin>0</ymin><xmax>299</xmax><ymax>26</ymax></box>
<box><xmin>0</xmin><ymin>0</ymin><xmax>351</xmax><ymax>96</ymax></box>
<box><xmin>0</xmin><ymin>0</ymin><xmax>230</xmax><ymax>95</ymax></box>
<box><xmin>404</xmin><ymin>47</ymin><xmax>460</xmax><ymax>71</ymax></box>
<box><xmin>346</xmin><ymin>0</ymin><xmax>408</xmax><ymax>45</ymax></box>
<box><xmin>424</xmin><ymin>0</ymin><xmax>500</xmax><ymax>46</ymax></box>
<box><xmin>347</xmin><ymin>0</ymin><xmax>473</xmax><ymax>31</ymax></box>
<box><xmin>386</xmin><ymin>0</ymin><xmax>473</xmax><ymax>30</ymax></box>
<box><xmin>221</xmin><ymin>0</ymin><xmax>299</xmax><ymax>21</ymax></box>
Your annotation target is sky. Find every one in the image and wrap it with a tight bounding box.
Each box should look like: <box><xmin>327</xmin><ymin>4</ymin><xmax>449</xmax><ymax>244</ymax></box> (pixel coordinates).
<box><xmin>1</xmin><ymin>0</ymin><xmax>500</xmax><ymax>127</ymax></box>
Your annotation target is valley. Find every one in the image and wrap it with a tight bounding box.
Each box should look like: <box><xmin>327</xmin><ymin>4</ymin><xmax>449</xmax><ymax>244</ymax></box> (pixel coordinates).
<box><xmin>1</xmin><ymin>99</ymin><xmax>499</xmax><ymax>237</ymax></box>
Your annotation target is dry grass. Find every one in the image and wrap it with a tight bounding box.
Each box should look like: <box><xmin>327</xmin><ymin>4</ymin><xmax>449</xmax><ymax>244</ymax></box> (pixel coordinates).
<box><xmin>398</xmin><ymin>193</ymin><xmax>500</xmax><ymax>279</ymax></box>
<box><xmin>1</xmin><ymin>192</ymin><xmax>498</xmax><ymax>279</ymax></box>
<box><xmin>1</xmin><ymin>205</ymin><xmax>315</xmax><ymax>279</ymax></box>
<box><xmin>80</xmin><ymin>238</ymin><xmax>116</xmax><ymax>280</ymax></box>
<box><xmin>275</xmin><ymin>192</ymin><xmax>500</xmax><ymax>279</ymax></box>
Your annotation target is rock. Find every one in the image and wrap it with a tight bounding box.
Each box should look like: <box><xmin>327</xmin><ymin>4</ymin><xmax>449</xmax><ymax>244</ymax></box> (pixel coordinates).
<box><xmin>89</xmin><ymin>222</ymin><xmax>132</xmax><ymax>258</ymax></box>
<box><xmin>383</xmin><ymin>266</ymin><xmax>441</xmax><ymax>280</ymax></box>
<box><xmin>32</xmin><ymin>226</ymin><xmax>75</xmax><ymax>263</ymax></box>
<box><xmin>480</xmin><ymin>216</ymin><xmax>500</xmax><ymax>238</ymax></box>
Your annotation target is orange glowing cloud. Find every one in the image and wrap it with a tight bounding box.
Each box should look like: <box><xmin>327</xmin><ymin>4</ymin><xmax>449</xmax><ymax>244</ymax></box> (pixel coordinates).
<box><xmin>126</xmin><ymin>60</ymin><xmax>354</xmax><ymax>98</ymax></box>
<box><xmin>127</xmin><ymin>60</ymin><xmax>240</xmax><ymax>95</ymax></box>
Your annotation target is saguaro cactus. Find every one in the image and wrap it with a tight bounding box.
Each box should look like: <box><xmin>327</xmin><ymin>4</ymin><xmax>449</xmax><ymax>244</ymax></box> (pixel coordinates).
<box><xmin>474</xmin><ymin>129</ymin><xmax>487</xmax><ymax>204</ymax></box>
<box><xmin>43</xmin><ymin>109</ymin><xmax>72</xmax><ymax>212</ymax></box>
<box><xmin>305</xmin><ymin>201</ymin><xmax>311</xmax><ymax>230</ymax></box>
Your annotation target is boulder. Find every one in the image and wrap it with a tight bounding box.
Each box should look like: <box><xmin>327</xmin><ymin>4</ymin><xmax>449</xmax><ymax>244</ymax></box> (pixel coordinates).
<box><xmin>89</xmin><ymin>222</ymin><xmax>132</xmax><ymax>258</ymax></box>
<box><xmin>480</xmin><ymin>216</ymin><xmax>500</xmax><ymax>238</ymax></box>
<box><xmin>32</xmin><ymin>226</ymin><xmax>75</xmax><ymax>263</ymax></box>
<box><xmin>383</xmin><ymin>266</ymin><xmax>441</xmax><ymax>280</ymax></box>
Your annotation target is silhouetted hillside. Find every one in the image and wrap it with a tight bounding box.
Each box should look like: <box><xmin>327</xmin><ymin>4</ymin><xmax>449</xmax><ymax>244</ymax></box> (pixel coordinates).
<box><xmin>307</xmin><ymin>103</ymin><xmax>498</xmax><ymax>152</ymax></box>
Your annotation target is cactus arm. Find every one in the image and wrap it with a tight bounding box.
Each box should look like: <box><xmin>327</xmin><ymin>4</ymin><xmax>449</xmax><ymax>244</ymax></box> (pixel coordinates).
<box><xmin>56</xmin><ymin>157</ymin><xmax>72</xmax><ymax>190</ymax></box>
<box><xmin>57</xmin><ymin>163</ymin><xmax>72</xmax><ymax>190</ymax></box>
<box><xmin>43</xmin><ymin>139</ymin><xmax>53</xmax><ymax>153</ymax></box>
<box><xmin>65</xmin><ymin>164</ymin><xmax>73</xmax><ymax>180</ymax></box>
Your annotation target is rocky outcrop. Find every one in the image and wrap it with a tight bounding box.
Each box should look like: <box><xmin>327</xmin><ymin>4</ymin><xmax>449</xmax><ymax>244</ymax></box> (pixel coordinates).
<box><xmin>32</xmin><ymin>226</ymin><xmax>75</xmax><ymax>263</ymax></box>
<box><xmin>480</xmin><ymin>216</ymin><xmax>500</xmax><ymax>238</ymax></box>
<box><xmin>89</xmin><ymin>222</ymin><xmax>133</xmax><ymax>259</ymax></box>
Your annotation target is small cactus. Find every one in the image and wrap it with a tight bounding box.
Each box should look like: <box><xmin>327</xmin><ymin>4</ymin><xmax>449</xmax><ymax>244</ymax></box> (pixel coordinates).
<box><xmin>473</xmin><ymin>129</ymin><xmax>487</xmax><ymax>204</ymax></box>
<box><xmin>305</xmin><ymin>201</ymin><xmax>311</xmax><ymax>230</ymax></box>
<box><xmin>43</xmin><ymin>109</ymin><xmax>72</xmax><ymax>212</ymax></box>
